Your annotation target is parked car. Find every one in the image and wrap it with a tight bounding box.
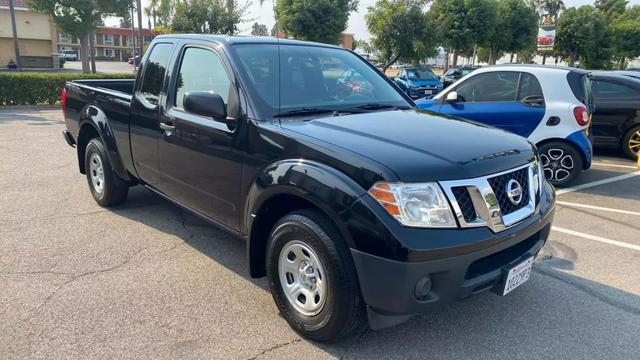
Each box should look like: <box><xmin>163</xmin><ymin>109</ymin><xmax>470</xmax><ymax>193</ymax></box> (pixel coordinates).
<box><xmin>416</xmin><ymin>65</ymin><xmax>593</xmax><ymax>187</ymax></box>
<box><xmin>440</xmin><ymin>66</ymin><xmax>479</xmax><ymax>88</ymax></box>
<box><xmin>128</xmin><ymin>55</ymin><xmax>141</xmax><ymax>65</ymax></box>
<box><xmin>394</xmin><ymin>67</ymin><xmax>443</xmax><ymax>99</ymax></box>
<box><xmin>61</xmin><ymin>35</ymin><xmax>555</xmax><ymax>341</ymax></box>
<box><xmin>589</xmin><ymin>72</ymin><xmax>640</xmax><ymax>159</ymax></box>
<box><xmin>59</xmin><ymin>50</ymin><xmax>78</xmax><ymax>61</ymax></box>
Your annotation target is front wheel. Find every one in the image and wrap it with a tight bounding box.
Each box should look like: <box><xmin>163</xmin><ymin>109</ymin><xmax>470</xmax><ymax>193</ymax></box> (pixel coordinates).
<box><xmin>538</xmin><ymin>141</ymin><xmax>583</xmax><ymax>187</ymax></box>
<box><xmin>622</xmin><ymin>125</ymin><xmax>640</xmax><ymax>160</ymax></box>
<box><xmin>266</xmin><ymin>209</ymin><xmax>366</xmax><ymax>341</ymax></box>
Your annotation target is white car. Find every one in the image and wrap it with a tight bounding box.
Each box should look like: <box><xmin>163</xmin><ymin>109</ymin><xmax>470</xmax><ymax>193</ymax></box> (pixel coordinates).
<box><xmin>417</xmin><ymin>65</ymin><xmax>593</xmax><ymax>187</ymax></box>
<box><xmin>59</xmin><ymin>50</ymin><xmax>78</xmax><ymax>61</ymax></box>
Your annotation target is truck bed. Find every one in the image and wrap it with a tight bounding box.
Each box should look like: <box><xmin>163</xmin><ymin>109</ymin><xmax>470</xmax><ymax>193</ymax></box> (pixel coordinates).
<box><xmin>71</xmin><ymin>79</ymin><xmax>135</xmax><ymax>99</ymax></box>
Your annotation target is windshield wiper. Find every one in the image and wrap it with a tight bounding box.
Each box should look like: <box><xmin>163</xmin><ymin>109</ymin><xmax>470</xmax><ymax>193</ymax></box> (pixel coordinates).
<box><xmin>273</xmin><ymin>107</ymin><xmax>336</xmax><ymax>118</ymax></box>
<box><xmin>346</xmin><ymin>103</ymin><xmax>411</xmax><ymax>111</ymax></box>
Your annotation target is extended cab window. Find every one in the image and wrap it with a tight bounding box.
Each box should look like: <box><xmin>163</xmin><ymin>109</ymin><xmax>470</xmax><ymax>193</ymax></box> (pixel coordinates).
<box><xmin>139</xmin><ymin>43</ymin><xmax>172</xmax><ymax>105</ymax></box>
<box><xmin>175</xmin><ymin>47</ymin><xmax>231</xmax><ymax>109</ymax></box>
<box><xmin>232</xmin><ymin>44</ymin><xmax>409</xmax><ymax>117</ymax></box>
<box><xmin>455</xmin><ymin>72</ymin><xmax>518</xmax><ymax>102</ymax></box>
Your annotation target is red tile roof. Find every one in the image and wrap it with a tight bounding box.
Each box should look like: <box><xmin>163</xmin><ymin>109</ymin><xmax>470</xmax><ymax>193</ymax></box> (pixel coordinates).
<box><xmin>97</xmin><ymin>27</ymin><xmax>156</xmax><ymax>37</ymax></box>
<box><xmin>0</xmin><ymin>0</ymin><xmax>28</xmax><ymax>8</ymax></box>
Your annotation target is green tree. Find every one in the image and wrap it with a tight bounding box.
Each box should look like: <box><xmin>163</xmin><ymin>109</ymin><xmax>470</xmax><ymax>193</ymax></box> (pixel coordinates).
<box><xmin>429</xmin><ymin>0</ymin><xmax>470</xmax><ymax>67</ymax></box>
<box><xmin>275</xmin><ymin>0</ymin><xmax>358</xmax><ymax>44</ymax></box>
<box><xmin>366</xmin><ymin>0</ymin><xmax>437</xmax><ymax>72</ymax></box>
<box><xmin>595</xmin><ymin>0</ymin><xmax>627</xmax><ymax>19</ymax></box>
<box><xmin>353</xmin><ymin>39</ymin><xmax>375</xmax><ymax>55</ymax></box>
<box><xmin>555</xmin><ymin>5</ymin><xmax>610</xmax><ymax>68</ymax></box>
<box><xmin>609</xmin><ymin>5</ymin><xmax>640</xmax><ymax>69</ymax></box>
<box><xmin>485</xmin><ymin>0</ymin><xmax>537</xmax><ymax>64</ymax></box>
<box><xmin>28</xmin><ymin>0</ymin><xmax>130</xmax><ymax>73</ymax></box>
<box><xmin>251</xmin><ymin>22</ymin><xmax>269</xmax><ymax>36</ymax></box>
<box><xmin>171</xmin><ymin>0</ymin><xmax>249</xmax><ymax>34</ymax></box>
<box><xmin>145</xmin><ymin>0</ymin><xmax>160</xmax><ymax>28</ymax></box>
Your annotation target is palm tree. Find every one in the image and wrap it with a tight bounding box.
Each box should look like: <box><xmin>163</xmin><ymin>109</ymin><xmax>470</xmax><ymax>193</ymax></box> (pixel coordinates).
<box><xmin>145</xmin><ymin>0</ymin><xmax>160</xmax><ymax>28</ymax></box>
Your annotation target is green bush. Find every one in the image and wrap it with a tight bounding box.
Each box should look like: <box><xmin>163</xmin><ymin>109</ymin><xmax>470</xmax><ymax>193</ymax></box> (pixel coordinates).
<box><xmin>0</xmin><ymin>72</ymin><xmax>134</xmax><ymax>106</ymax></box>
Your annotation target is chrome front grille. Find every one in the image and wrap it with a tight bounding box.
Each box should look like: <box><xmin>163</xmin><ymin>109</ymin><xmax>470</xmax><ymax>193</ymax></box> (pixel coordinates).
<box><xmin>440</xmin><ymin>163</ymin><xmax>537</xmax><ymax>233</ymax></box>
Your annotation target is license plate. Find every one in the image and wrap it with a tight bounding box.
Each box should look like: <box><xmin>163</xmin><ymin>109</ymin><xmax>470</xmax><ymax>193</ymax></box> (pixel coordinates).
<box><xmin>501</xmin><ymin>257</ymin><xmax>533</xmax><ymax>295</ymax></box>
<box><xmin>425</xmin><ymin>90</ymin><xmax>433</xmax><ymax>95</ymax></box>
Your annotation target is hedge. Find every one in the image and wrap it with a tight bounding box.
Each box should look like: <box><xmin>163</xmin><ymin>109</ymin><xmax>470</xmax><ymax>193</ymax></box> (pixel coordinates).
<box><xmin>0</xmin><ymin>72</ymin><xmax>135</xmax><ymax>106</ymax></box>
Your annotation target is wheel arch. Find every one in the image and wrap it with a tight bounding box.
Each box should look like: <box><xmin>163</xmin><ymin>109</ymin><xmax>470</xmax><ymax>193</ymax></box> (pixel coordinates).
<box><xmin>244</xmin><ymin>160</ymin><xmax>366</xmax><ymax>278</ymax></box>
<box><xmin>76</xmin><ymin>105</ymin><xmax>132</xmax><ymax>181</ymax></box>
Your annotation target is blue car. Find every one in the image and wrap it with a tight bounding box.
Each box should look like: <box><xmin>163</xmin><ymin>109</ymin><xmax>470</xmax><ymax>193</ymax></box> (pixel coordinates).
<box><xmin>416</xmin><ymin>65</ymin><xmax>594</xmax><ymax>187</ymax></box>
<box><xmin>394</xmin><ymin>67</ymin><xmax>443</xmax><ymax>99</ymax></box>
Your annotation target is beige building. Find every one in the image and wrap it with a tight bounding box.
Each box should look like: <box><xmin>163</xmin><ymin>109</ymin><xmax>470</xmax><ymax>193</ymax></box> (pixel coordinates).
<box><xmin>57</xmin><ymin>27</ymin><xmax>156</xmax><ymax>62</ymax></box>
<box><xmin>0</xmin><ymin>0</ymin><xmax>58</xmax><ymax>68</ymax></box>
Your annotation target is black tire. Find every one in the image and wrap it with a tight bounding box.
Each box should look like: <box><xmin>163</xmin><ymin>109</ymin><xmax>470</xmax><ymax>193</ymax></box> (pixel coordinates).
<box><xmin>266</xmin><ymin>209</ymin><xmax>366</xmax><ymax>341</ymax></box>
<box><xmin>621</xmin><ymin>125</ymin><xmax>640</xmax><ymax>160</ymax></box>
<box><xmin>84</xmin><ymin>138</ymin><xmax>129</xmax><ymax>207</ymax></box>
<box><xmin>538</xmin><ymin>141</ymin><xmax>584</xmax><ymax>187</ymax></box>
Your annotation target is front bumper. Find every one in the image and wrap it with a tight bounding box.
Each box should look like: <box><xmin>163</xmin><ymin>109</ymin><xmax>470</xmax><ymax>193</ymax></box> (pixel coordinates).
<box><xmin>348</xmin><ymin>182</ymin><xmax>555</xmax><ymax>329</ymax></box>
<box><xmin>406</xmin><ymin>87</ymin><xmax>441</xmax><ymax>99</ymax></box>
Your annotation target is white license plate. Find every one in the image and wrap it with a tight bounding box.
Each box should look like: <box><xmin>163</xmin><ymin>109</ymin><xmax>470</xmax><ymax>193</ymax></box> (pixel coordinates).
<box><xmin>425</xmin><ymin>90</ymin><xmax>433</xmax><ymax>95</ymax></box>
<box><xmin>502</xmin><ymin>257</ymin><xmax>533</xmax><ymax>295</ymax></box>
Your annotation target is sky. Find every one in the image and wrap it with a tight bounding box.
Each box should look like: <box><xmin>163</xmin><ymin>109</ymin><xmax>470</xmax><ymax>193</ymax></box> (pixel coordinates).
<box><xmin>108</xmin><ymin>0</ymin><xmax>640</xmax><ymax>41</ymax></box>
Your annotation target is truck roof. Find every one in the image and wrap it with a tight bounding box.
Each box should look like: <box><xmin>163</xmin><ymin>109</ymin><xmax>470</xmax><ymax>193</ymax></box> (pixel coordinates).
<box><xmin>154</xmin><ymin>34</ymin><xmax>344</xmax><ymax>49</ymax></box>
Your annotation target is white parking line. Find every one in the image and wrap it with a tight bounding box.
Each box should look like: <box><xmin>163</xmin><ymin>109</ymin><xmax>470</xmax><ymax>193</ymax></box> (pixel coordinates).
<box><xmin>556</xmin><ymin>201</ymin><xmax>640</xmax><ymax>216</ymax></box>
<box><xmin>552</xmin><ymin>226</ymin><xmax>640</xmax><ymax>251</ymax></box>
<box><xmin>591</xmin><ymin>162</ymin><xmax>638</xmax><ymax>170</ymax></box>
<box><xmin>556</xmin><ymin>171</ymin><xmax>640</xmax><ymax>195</ymax></box>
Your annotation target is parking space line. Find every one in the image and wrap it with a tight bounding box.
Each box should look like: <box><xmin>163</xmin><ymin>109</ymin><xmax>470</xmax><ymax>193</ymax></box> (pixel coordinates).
<box><xmin>591</xmin><ymin>162</ymin><xmax>638</xmax><ymax>170</ymax></box>
<box><xmin>552</xmin><ymin>226</ymin><xmax>640</xmax><ymax>251</ymax></box>
<box><xmin>556</xmin><ymin>171</ymin><xmax>640</xmax><ymax>195</ymax></box>
<box><xmin>556</xmin><ymin>201</ymin><xmax>640</xmax><ymax>216</ymax></box>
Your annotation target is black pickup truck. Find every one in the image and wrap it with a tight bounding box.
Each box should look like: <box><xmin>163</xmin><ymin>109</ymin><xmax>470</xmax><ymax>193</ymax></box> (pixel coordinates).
<box><xmin>62</xmin><ymin>35</ymin><xmax>555</xmax><ymax>341</ymax></box>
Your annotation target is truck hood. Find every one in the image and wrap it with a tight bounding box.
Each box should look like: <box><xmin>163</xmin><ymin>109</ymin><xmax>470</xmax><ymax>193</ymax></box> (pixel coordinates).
<box><xmin>280</xmin><ymin>110</ymin><xmax>535</xmax><ymax>182</ymax></box>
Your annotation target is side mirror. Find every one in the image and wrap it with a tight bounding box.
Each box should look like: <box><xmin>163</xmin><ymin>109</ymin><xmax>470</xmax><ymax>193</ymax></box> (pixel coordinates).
<box><xmin>183</xmin><ymin>91</ymin><xmax>227</xmax><ymax>122</ymax></box>
<box><xmin>445</xmin><ymin>91</ymin><xmax>459</xmax><ymax>103</ymax></box>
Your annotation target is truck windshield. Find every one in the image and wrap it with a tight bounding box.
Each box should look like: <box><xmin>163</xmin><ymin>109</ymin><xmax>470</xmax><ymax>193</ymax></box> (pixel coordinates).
<box><xmin>233</xmin><ymin>44</ymin><xmax>410</xmax><ymax>118</ymax></box>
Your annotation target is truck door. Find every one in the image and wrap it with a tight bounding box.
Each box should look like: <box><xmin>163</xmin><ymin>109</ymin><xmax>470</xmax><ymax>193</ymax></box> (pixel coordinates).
<box><xmin>438</xmin><ymin>71</ymin><xmax>545</xmax><ymax>138</ymax></box>
<box><xmin>130</xmin><ymin>42</ymin><xmax>174</xmax><ymax>187</ymax></box>
<box><xmin>157</xmin><ymin>44</ymin><xmax>243</xmax><ymax>229</ymax></box>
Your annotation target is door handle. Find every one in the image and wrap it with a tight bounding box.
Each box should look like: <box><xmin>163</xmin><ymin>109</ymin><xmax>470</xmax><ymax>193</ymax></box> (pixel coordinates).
<box><xmin>160</xmin><ymin>122</ymin><xmax>175</xmax><ymax>136</ymax></box>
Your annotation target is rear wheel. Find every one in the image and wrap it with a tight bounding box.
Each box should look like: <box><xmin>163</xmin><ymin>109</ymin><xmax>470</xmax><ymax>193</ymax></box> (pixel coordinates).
<box><xmin>266</xmin><ymin>209</ymin><xmax>366</xmax><ymax>341</ymax></box>
<box><xmin>84</xmin><ymin>138</ymin><xmax>129</xmax><ymax>207</ymax></box>
<box><xmin>622</xmin><ymin>125</ymin><xmax>640</xmax><ymax>160</ymax></box>
<box><xmin>538</xmin><ymin>141</ymin><xmax>583</xmax><ymax>187</ymax></box>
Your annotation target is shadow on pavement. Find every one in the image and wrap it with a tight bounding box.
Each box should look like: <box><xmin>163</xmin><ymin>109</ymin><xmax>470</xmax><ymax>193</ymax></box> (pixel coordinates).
<box><xmin>109</xmin><ymin>186</ymin><xmax>640</xmax><ymax>359</ymax></box>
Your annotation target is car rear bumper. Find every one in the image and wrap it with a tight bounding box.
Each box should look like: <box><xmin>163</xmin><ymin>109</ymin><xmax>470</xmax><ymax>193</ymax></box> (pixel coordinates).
<box><xmin>350</xmin><ymin>183</ymin><xmax>555</xmax><ymax>329</ymax></box>
<box><xmin>566</xmin><ymin>129</ymin><xmax>593</xmax><ymax>169</ymax></box>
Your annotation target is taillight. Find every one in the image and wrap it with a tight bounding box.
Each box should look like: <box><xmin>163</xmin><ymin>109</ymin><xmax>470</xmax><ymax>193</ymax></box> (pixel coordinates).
<box><xmin>60</xmin><ymin>88</ymin><xmax>67</xmax><ymax>111</ymax></box>
<box><xmin>573</xmin><ymin>106</ymin><xmax>589</xmax><ymax>126</ymax></box>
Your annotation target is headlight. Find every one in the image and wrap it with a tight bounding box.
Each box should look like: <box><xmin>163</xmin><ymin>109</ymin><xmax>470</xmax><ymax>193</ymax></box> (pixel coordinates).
<box><xmin>533</xmin><ymin>156</ymin><xmax>544</xmax><ymax>193</ymax></box>
<box><xmin>368</xmin><ymin>182</ymin><xmax>457</xmax><ymax>228</ymax></box>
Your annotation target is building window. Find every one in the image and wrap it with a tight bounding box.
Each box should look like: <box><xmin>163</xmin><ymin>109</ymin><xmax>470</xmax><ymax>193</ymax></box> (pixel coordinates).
<box><xmin>59</xmin><ymin>32</ymin><xmax>71</xmax><ymax>43</ymax></box>
<box><xmin>105</xmin><ymin>49</ymin><xmax>114</xmax><ymax>58</ymax></box>
<box><xmin>103</xmin><ymin>34</ymin><xmax>114</xmax><ymax>45</ymax></box>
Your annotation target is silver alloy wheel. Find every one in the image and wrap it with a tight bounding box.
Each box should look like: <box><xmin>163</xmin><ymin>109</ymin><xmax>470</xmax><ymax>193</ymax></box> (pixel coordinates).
<box><xmin>628</xmin><ymin>129</ymin><xmax>640</xmax><ymax>156</ymax></box>
<box><xmin>540</xmin><ymin>148</ymin><xmax>574</xmax><ymax>182</ymax></box>
<box><xmin>278</xmin><ymin>240</ymin><xmax>327</xmax><ymax>316</ymax></box>
<box><xmin>89</xmin><ymin>152</ymin><xmax>105</xmax><ymax>194</ymax></box>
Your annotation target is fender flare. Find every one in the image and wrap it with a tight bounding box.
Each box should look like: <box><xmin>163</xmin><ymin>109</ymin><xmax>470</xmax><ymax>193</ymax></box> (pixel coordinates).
<box><xmin>77</xmin><ymin>104</ymin><xmax>131</xmax><ymax>181</ymax></box>
<box><xmin>243</xmin><ymin>159</ymin><xmax>367</xmax><ymax>277</ymax></box>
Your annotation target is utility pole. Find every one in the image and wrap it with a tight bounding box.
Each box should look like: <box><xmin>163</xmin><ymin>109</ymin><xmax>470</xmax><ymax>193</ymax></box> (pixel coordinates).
<box><xmin>136</xmin><ymin>0</ymin><xmax>144</xmax><ymax>58</ymax></box>
<box><xmin>8</xmin><ymin>0</ymin><xmax>22</xmax><ymax>71</ymax></box>
<box><xmin>131</xmin><ymin>4</ymin><xmax>137</xmax><ymax>72</ymax></box>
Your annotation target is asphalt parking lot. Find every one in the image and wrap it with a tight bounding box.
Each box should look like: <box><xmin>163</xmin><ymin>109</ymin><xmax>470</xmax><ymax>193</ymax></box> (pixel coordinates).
<box><xmin>1</xmin><ymin>107</ymin><xmax>639</xmax><ymax>359</ymax></box>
